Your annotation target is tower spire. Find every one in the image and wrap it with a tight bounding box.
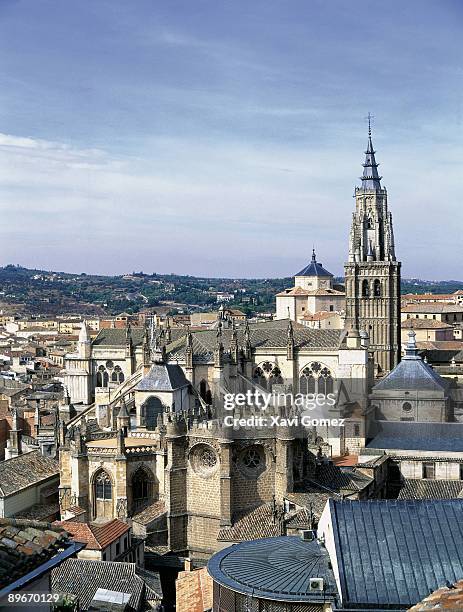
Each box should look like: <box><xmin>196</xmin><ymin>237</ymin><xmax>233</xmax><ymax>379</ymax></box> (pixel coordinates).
<box><xmin>361</xmin><ymin>113</ymin><xmax>382</xmax><ymax>190</ymax></box>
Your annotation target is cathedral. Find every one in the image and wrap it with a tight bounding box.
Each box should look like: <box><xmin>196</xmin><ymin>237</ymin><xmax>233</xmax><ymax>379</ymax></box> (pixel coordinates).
<box><xmin>58</xmin><ymin>126</ymin><xmax>401</xmax><ymax>562</ymax></box>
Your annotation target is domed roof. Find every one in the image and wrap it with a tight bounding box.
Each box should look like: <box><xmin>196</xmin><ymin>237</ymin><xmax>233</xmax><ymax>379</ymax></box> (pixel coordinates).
<box><xmin>208</xmin><ymin>536</ymin><xmax>338</xmax><ymax>603</ymax></box>
<box><xmin>295</xmin><ymin>249</ymin><xmax>333</xmax><ymax>278</ymax></box>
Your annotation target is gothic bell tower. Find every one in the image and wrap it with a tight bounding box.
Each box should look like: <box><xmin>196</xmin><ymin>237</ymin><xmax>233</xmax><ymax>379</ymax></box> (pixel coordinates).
<box><xmin>344</xmin><ymin>120</ymin><xmax>401</xmax><ymax>373</ymax></box>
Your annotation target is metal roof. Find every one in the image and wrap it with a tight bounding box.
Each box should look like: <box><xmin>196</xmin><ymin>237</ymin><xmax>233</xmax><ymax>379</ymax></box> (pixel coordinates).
<box><xmin>361</xmin><ymin>134</ymin><xmax>382</xmax><ymax>190</ymax></box>
<box><xmin>329</xmin><ymin>498</ymin><xmax>463</xmax><ymax>608</ymax></box>
<box><xmin>136</xmin><ymin>363</ymin><xmax>189</xmax><ymax>391</ymax></box>
<box><xmin>367</xmin><ymin>421</ymin><xmax>463</xmax><ymax>452</ymax></box>
<box><xmin>295</xmin><ymin>249</ymin><xmax>333</xmax><ymax>278</ymax></box>
<box><xmin>208</xmin><ymin>536</ymin><xmax>338</xmax><ymax>602</ymax></box>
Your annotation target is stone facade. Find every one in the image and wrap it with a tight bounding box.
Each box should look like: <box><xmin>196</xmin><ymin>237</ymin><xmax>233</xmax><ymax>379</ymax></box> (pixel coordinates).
<box><xmin>344</xmin><ymin>129</ymin><xmax>401</xmax><ymax>374</ymax></box>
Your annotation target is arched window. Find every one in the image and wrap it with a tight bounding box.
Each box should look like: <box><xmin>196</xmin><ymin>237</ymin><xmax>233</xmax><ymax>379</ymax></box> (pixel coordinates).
<box><xmin>299</xmin><ymin>372</ymin><xmax>316</xmax><ymax>394</ymax></box>
<box><xmin>97</xmin><ymin>366</ymin><xmax>109</xmax><ymax>388</ymax></box>
<box><xmin>300</xmin><ymin>363</ymin><xmax>334</xmax><ymax>397</ymax></box>
<box><xmin>373</xmin><ymin>279</ymin><xmax>381</xmax><ymax>297</ymax></box>
<box><xmin>95</xmin><ymin>470</ymin><xmax>112</xmax><ymax>500</ymax></box>
<box><xmin>132</xmin><ymin>467</ymin><xmax>154</xmax><ymax>507</ymax></box>
<box><xmin>366</xmin><ymin>217</ymin><xmax>373</xmax><ymax>229</ymax></box>
<box><xmin>111</xmin><ymin>365</ymin><xmax>125</xmax><ymax>384</ymax></box>
<box><xmin>142</xmin><ymin>396</ymin><xmax>163</xmax><ymax>429</ymax></box>
<box><xmin>199</xmin><ymin>380</ymin><xmax>212</xmax><ymax>405</ymax></box>
<box><xmin>253</xmin><ymin>362</ymin><xmax>283</xmax><ymax>392</ymax></box>
<box><xmin>362</xmin><ymin>279</ymin><xmax>370</xmax><ymax>297</ymax></box>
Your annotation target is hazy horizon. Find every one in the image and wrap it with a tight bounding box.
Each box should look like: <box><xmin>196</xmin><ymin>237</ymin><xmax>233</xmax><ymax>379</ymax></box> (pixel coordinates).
<box><xmin>0</xmin><ymin>1</ymin><xmax>462</xmax><ymax>279</ymax></box>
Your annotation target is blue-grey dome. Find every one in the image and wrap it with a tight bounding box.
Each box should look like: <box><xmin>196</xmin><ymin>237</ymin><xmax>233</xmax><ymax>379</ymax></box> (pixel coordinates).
<box><xmin>296</xmin><ymin>249</ymin><xmax>333</xmax><ymax>277</ymax></box>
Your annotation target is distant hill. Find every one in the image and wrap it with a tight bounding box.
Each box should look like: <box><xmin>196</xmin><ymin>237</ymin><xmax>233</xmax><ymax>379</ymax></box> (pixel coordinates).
<box><xmin>0</xmin><ymin>264</ymin><xmax>462</xmax><ymax>317</ymax></box>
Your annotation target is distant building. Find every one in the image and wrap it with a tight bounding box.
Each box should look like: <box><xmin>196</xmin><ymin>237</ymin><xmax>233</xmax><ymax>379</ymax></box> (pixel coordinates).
<box><xmin>401</xmin><ymin>318</ymin><xmax>454</xmax><ymax>343</ymax></box>
<box><xmin>276</xmin><ymin>250</ymin><xmax>345</xmax><ymax>325</ymax></box>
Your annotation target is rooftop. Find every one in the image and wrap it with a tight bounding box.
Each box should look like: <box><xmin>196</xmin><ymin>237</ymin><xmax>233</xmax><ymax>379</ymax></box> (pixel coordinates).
<box><xmin>0</xmin><ymin>518</ymin><xmax>80</xmax><ymax>593</ymax></box>
<box><xmin>92</xmin><ymin>327</ymin><xmax>145</xmax><ymax>347</ymax></box>
<box><xmin>295</xmin><ymin>249</ymin><xmax>334</xmax><ymax>278</ymax></box>
<box><xmin>0</xmin><ymin>450</ymin><xmax>59</xmax><ymax>497</ymax></box>
<box><xmin>51</xmin><ymin>558</ymin><xmax>153</xmax><ymax>610</ymax></box>
<box><xmin>409</xmin><ymin>579</ymin><xmax>463</xmax><ymax>611</ymax></box>
<box><xmin>176</xmin><ymin>568</ymin><xmax>213</xmax><ymax>612</ymax></box>
<box><xmin>373</xmin><ymin>330</ymin><xmax>449</xmax><ymax>392</ymax></box>
<box><xmin>397</xmin><ymin>479</ymin><xmax>463</xmax><ymax>500</ymax></box>
<box><xmin>208</xmin><ymin>536</ymin><xmax>338</xmax><ymax>603</ymax></box>
<box><xmin>137</xmin><ymin>362</ymin><xmax>189</xmax><ymax>392</ymax></box>
<box><xmin>402</xmin><ymin>303</ymin><xmax>463</xmax><ymax>313</ymax></box>
<box><xmin>367</xmin><ymin>421</ymin><xmax>463</xmax><ymax>453</ymax></box>
<box><xmin>56</xmin><ymin>519</ymin><xmax>129</xmax><ymax>550</ymax></box>
<box><xmin>401</xmin><ymin>318</ymin><xmax>453</xmax><ymax>329</ymax></box>
<box><xmin>328</xmin><ymin>498</ymin><xmax>463</xmax><ymax>608</ymax></box>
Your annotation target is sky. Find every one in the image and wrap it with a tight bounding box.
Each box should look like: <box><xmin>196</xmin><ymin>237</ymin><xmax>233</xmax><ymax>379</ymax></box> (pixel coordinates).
<box><xmin>0</xmin><ymin>0</ymin><xmax>462</xmax><ymax>279</ymax></box>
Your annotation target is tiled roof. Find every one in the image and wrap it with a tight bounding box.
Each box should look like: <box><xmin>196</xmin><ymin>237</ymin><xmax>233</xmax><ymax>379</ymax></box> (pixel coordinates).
<box><xmin>328</xmin><ymin>499</ymin><xmax>463</xmax><ymax>608</ymax></box>
<box><xmin>137</xmin><ymin>363</ymin><xmax>189</xmax><ymax>391</ymax></box>
<box><xmin>56</xmin><ymin>519</ymin><xmax>129</xmax><ymax>550</ymax></box>
<box><xmin>13</xmin><ymin>502</ymin><xmax>60</xmax><ymax>521</ymax></box>
<box><xmin>167</xmin><ymin>319</ymin><xmax>342</xmax><ymax>363</ymax></box>
<box><xmin>0</xmin><ymin>451</ymin><xmax>59</xmax><ymax>497</ymax></box>
<box><xmin>218</xmin><ymin>502</ymin><xmax>312</xmax><ymax>543</ymax></box>
<box><xmin>373</xmin><ymin>354</ymin><xmax>449</xmax><ymax>392</ymax></box>
<box><xmin>302</xmin><ymin>310</ymin><xmax>341</xmax><ymax>321</ymax></box>
<box><xmin>402</xmin><ymin>319</ymin><xmax>453</xmax><ymax>329</ymax></box>
<box><xmin>0</xmin><ymin>518</ymin><xmax>73</xmax><ymax>590</ymax></box>
<box><xmin>92</xmin><ymin>327</ymin><xmax>145</xmax><ymax>347</ymax></box>
<box><xmin>176</xmin><ymin>568</ymin><xmax>213</xmax><ymax>612</ymax></box>
<box><xmin>312</xmin><ymin>462</ymin><xmax>373</xmax><ymax>492</ymax></box>
<box><xmin>276</xmin><ymin>286</ymin><xmax>311</xmax><ymax>297</ymax></box>
<box><xmin>284</xmin><ymin>489</ymin><xmax>336</xmax><ymax>519</ymax></box>
<box><xmin>398</xmin><ymin>479</ymin><xmax>463</xmax><ymax>500</ymax></box>
<box><xmin>132</xmin><ymin>500</ymin><xmax>166</xmax><ymax>526</ymax></box>
<box><xmin>409</xmin><ymin>579</ymin><xmax>463</xmax><ymax>610</ymax></box>
<box><xmin>367</xmin><ymin>421</ymin><xmax>463</xmax><ymax>453</ymax></box>
<box><xmin>402</xmin><ymin>304</ymin><xmax>463</xmax><ymax>313</ymax></box>
<box><xmin>217</xmin><ymin>503</ymin><xmax>284</xmax><ymax>542</ymax></box>
<box><xmin>51</xmin><ymin>559</ymin><xmax>145</xmax><ymax>610</ymax></box>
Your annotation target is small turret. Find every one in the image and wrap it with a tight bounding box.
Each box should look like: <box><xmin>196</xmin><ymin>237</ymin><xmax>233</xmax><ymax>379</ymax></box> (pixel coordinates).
<box><xmin>117</xmin><ymin>398</ymin><xmax>130</xmax><ymax>434</ymax></box>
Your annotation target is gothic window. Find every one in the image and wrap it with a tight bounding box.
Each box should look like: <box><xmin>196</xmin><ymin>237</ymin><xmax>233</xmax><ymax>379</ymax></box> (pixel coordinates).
<box><xmin>237</xmin><ymin>445</ymin><xmax>266</xmax><ymax>478</ymax></box>
<box><xmin>189</xmin><ymin>444</ymin><xmax>219</xmax><ymax>478</ymax></box>
<box><xmin>242</xmin><ymin>447</ymin><xmax>261</xmax><ymax>469</ymax></box>
<box><xmin>97</xmin><ymin>365</ymin><xmax>109</xmax><ymax>388</ymax></box>
<box><xmin>300</xmin><ymin>363</ymin><xmax>334</xmax><ymax>396</ymax></box>
<box><xmin>199</xmin><ymin>380</ymin><xmax>212</xmax><ymax>405</ymax></box>
<box><xmin>366</xmin><ymin>217</ymin><xmax>373</xmax><ymax>229</ymax></box>
<box><xmin>373</xmin><ymin>279</ymin><xmax>381</xmax><ymax>297</ymax></box>
<box><xmin>111</xmin><ymin>365</ymin><xmax>125</xmax><ymax>384</ymax></box>
<box><xmin>253</xmin><ymin>362</ymin><xmax>283</xmax><ymax>391</ymax></box>
<box><xmin>95</xmin><ymin>470</ymin><xmax>112</xmax><ymax>500</ymax></box>
<box><xmin>141</xmin><ymin>396</ymin><xmax>163</xmax><ymax>429</ymax></box>
<box><xmin>362</xmin><ymin>279</ymin><xmax>370</xmax><ymax>297</ymax></box>
<box><xmin>132</xmin><ymin>467</ymin><xmax>154</xmax><ymax>506</ymax></box>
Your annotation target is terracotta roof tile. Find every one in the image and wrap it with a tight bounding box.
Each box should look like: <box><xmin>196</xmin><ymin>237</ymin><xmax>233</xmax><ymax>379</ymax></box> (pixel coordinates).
<box><xmin>409</xmin><ymin>578</ymin><xmax>463</xmax><ymax>610</ymax></box>
<box><xmin>56</xmin><ymin>519</ymin><xmax>129</xmax><ymax>551</ymax></box>
<box><xmin>176</xmin><ymin>568</ymin><xmax>213</xmax><ymax>612</ymax></box>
